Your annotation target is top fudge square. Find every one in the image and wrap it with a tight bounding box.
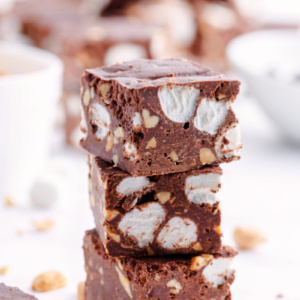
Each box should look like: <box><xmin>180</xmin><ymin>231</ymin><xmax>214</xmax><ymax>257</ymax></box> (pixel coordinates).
<box><xmin>80</xmin><ymin>59</ymin><xmax>242</xmax><ymax>176</ymax></box>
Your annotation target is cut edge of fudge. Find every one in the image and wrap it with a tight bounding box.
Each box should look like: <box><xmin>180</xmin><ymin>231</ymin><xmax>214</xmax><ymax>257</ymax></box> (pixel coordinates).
<box><xmin>88</xmin><ymin>155</ymin><xmax>223</xmax><ymax>256</ymax></box>
<box><xmin>80</xmin><ymin>58</ymin><xmax>242</xmax><ymax>176</ymax></box>
<box><xmin>84</xmin><ymin>229</ymin><xmax>237</xmax><ymax>300</ymax></box>
<box><xmin>0</xmin><ymin>283</ymin><xmax>37</xmax><ymax>300</ymax></box>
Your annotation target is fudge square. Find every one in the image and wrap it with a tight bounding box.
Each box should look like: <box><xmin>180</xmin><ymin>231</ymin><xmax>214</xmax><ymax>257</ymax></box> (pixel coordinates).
<box><xmin>88</xmin><ymin>155</ymin><xmax>222</xmax><ymax>257</ymax></box>
<box><xmin>80</xmin><ymin>58</ymin><xmax>242</xmax><ymax>176</ymax></box>
<box><xmin>0</xmin><ymin>283</ymin><xmax>37</xmax><ymax>300</ymax></box>
<box><xmin>84</xmin><ymin>229</ymin><xmax>237</xmax><ymax>300</ymax></box>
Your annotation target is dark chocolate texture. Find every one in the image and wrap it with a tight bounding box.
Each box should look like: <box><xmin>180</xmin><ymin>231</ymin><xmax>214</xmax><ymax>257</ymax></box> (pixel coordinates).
<box><xmin>84</xmin><ymin>229</ymin><xmax>237</xmax><ymax>300</ymax></box>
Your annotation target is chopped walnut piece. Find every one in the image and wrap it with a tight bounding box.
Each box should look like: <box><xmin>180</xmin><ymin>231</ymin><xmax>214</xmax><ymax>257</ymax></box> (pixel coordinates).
<box><xmin>99</xmin><ymin>83</ymin><xmax>110</xmax><ymax>100</ymax></box>
<box><xmin>115</xmin><ymin>266</ymin><xmax>132</xmax><ymax>299</ymax></box>
<box><xmin>190</xmin><ymin>254</ymin><xmax>213</xmax><ymax>271</ymax></box>
<box><xmin>166</xmin><ymin>279</ymin><xmax>182</xmax><ymax>294</ymax></box>
<box><xmin>106</xmin><ymin>132</ymin><xmax>114</xmax><ymax>151</ymax></box>
<box><xmin>112</xmin><ymin>154</ymin><xmax>118</xmax><ymax>167</ymax></box>
<box><xmin>156</xmin><ymin>192</ymin><xmax>171</xmax><ymax>204</ymax></box>
<box><xmin>106</xmin><ymin>227</ymin><xmax>121</xmax><ymax>242</ymax></box>
<box><xmin>0</xmin><ymin>265</ymin><xmax>11</xmax><ymax>275</ymax></box>
<box><xmin>169</xmin><ymin>151</ymin><xmax>178</xmax><ymax>163</ymax></box>
<box><xmin>77</xmin><ymin>281</ymin><xmax>86</xmax><ymax>300</ymax></box>
<box><xmin>32</xmin><ymin>271</ymin><xmax>67</xmax><ymax>292</ymax></box>
<box><xmin>32</xmin><ymin>220</ymin><xmax>54</xmax><ymax>231</ymax></box>
<box><xmin>114</xmin><ymin>127</ymin><xmax>124</xmax><ymax>138</ymax></box>
<box><xmin>5</xmin><ymin>197</ymin><xmax>14</xmax><ymax>207</ymax></box>
<box><xmin>105</xmin><ymin>209</ymin><xmax>120</xmax><ymax>221</ymax></box>
<box><xmin>192</xmin><ymin>242</ymin><xmax>203</xmax><ymax>251</ymax></box>
<box><xmin>199</xmin><ymin>148</ymin><xmax>216</xmax><ymax>165</ymax></box>
<box><xmin>213</xmin><ymin>226</ymin><xmax>222</xmax><ymax>235</ymax></box>
<box><xmin>83</xmin><ymin>89</ymin><xmax>90</xmax><ymax>106</ymax></box>
<box><xmin>233</xmin><ymin>226</ymin><xmax>266</xmax><ymax>250</ymax></box>
<box><xmin>142</xmin><ymin>109</ymin><xmax>159</xmax><ymax>128</ymax></box>
<box><xmin>146</xmin><ymin>137</ymin><xmax>157</xmax><ymax>149</ymax></box>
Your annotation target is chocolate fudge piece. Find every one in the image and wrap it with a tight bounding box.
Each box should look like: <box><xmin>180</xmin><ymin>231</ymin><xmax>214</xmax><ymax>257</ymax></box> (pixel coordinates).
<box><xmin>84</xmin><ymin>229</ymin><xmax>237</xmax><ymax>300</ymax></box>
<box><xmin>191</xmin><ymin>0</ymin><xmax>250</xmax><ymax>68</ymax></box>
<box><xmin>89</xmin><ymin>155</ymin><xmax>222</xmax><ymax>257</ymax></box>
<box><xmin>14</xmin><ymin>0</ymin><xmax>160</xmax><ymax>146</ymax></box>
<box><xmin>81</xmin><ymin>58</ymin><xmax>242</xmax><ymax>176</ymax></box>
<box><xmin>62</xmin><ymin>18</ymin><xmax>158</xmax><ymax>145</ymax></box>
<box><xmin>0</xmin><ymin>283</ymin><xmax>37</xmax><ymax>300</ymax></box>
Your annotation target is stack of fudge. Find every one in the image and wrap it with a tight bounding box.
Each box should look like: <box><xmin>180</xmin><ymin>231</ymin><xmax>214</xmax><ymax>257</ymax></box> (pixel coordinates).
<box><xmin>80</xmin><ymin>58</ymin><xmax>242</xmax><ymax>299</ymax></box>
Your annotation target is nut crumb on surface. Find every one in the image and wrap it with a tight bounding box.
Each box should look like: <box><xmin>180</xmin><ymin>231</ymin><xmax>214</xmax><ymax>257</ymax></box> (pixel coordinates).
<box><xmin>233</xmin><ymin>226</ymin><xmax>266</xmax><ymax>250</ymax></box>
<box><xmin>77</xmin><ymin>281</ymin><xmax>86</xmax><ymax>300</ymax></box>
<box><xmin>17</xmin><ymin>230</ymin><xmax>25</xmax><ymax>236</ymax></box>
<box><xmin>0</xmin><ymin>265</ymin><xmax>12</xmax><ymax>275</ymax></box>
<box><xmin>32</xmin><ymin>271</ymin><xmax>67</xmax><ymax>292</ymax></box>
<box><xmin>32</xmin><ymin>220</ymin><xmax>54</xmax><ymax>231</ymax></box>
<box><xmin>5</xmin><ymin>197</ymin><xmax>14</xmax><ymax>207</ymax></box>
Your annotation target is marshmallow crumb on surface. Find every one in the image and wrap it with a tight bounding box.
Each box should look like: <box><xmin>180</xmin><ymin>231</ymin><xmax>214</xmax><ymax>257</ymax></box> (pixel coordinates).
<box><xmin>0</xmin><ymin>265</ymin><xmax>12</xmax><ymax>275</ymax></box>
<box><xmin>31</xmin><ymin>271</ymin><xmax>67</xmax><ymax>292</ymax></box>
<box><xmin>233</xmin><ymin>226</ymin><xmax>266</xmax><ymax>250</ymax></box>
<box><xmin>32</xmin><ymin>219</ymin><xmax>54</xmax><ymax>231</ymax></box>
<box><xmin>158</xmin><ymin>85</ymin><xmax>200</xmax><ymax>123</ymax></box>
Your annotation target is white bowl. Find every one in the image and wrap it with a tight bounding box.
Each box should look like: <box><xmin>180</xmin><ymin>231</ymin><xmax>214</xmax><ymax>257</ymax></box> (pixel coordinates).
<box><xmin>0</xmin><ymin>42</ymin><xmax>63</xmax><ymax>204</ymax></box>
<box><xmin>227</xmin><ymin>29</ymin><xmax>300</xmax><ymax>144</ymax></box>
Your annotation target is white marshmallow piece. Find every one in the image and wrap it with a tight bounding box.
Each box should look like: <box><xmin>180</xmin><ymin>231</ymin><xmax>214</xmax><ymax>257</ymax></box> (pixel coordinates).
<box><xmin>118</xmin><ymin>202</ymin><xmax>165</xmax><ymax>248</ymax></box>
<box><xmin>203</xmin><ymin>257</ymin><xmax>234</xmax><ymax>287</ymax></box>
<box><xmin>89</xmin><ymin>103</ymin><xmax>111</xmax><ymax>140</ymax></box>
<box><xmin>185</xmin><ymin>173</ymin><xmax>221</xmax><ymax>205</ymax></box>
<box><xmin>215</xmin><ymin>123</ymin><xmax>242</xmax><ymax>159</ymax></box>
<box><xmin>116</xmin><ymin>176</ymin><xmax>150</xmax><ymax>196</ymax></box>
<box><xmin>157</xmin><ymin>217</ymin><xmax>197</xmax><ymax>249</ymax></box>
<box><xmin>158</xmin><ymin>85</ymin><xmax>200</xmax><ymax>123</ymax></box>
<box><xmin>124</xmin><ymin>142</ymin><xmax>138</xmax><ymax>161</ymax></box>
<box><xmin>194</xmin><ymin>98</ymin><xmax>229</xmax><ymax>135</ymax></box>
<box><xmin>132</xmin><ymin>112</ymin><xmax>142</xmax><ymax>129</ymax></box>
<box><xmin>104</xmin><ymin>43</ymin><xmax>147</xmax><ymax>66</ymax></box>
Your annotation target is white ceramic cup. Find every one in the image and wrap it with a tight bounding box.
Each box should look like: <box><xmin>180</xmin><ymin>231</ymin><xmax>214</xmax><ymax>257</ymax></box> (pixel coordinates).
<box><xmin>0</xmin><ymin>42</ymin><xmax>63</xmax><ymax>204</ymax></box>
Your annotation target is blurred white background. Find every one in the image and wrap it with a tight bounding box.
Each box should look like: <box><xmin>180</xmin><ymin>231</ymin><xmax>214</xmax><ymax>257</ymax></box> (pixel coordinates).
<box><xmin>0</xmin><ymin>0</ymin><xmax>300</xmax><ymax>299</ymax></box>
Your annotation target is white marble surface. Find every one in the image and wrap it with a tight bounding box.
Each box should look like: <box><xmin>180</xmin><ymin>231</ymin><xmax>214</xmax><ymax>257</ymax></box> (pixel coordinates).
<box><xmin>1</xmin><ymin>94</ymin><xmax>300</xmax><ymax>300</ymax></box>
